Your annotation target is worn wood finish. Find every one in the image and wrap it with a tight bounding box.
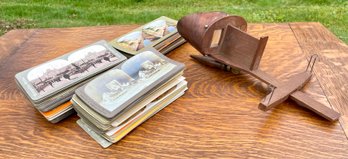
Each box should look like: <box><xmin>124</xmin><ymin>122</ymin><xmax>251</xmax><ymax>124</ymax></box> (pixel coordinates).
<box><xmin>290</xmin><ymin>91</ymin><xmax>341</xmax><ymax>121</ymax></box>
<box><xmin>0</xmin><ymin>23</ymin><xmax>347</xmax><ymax>158</ymax></box>
<box><xmin>259</xmin><ymin>72</ymin><xmax>312</xmax><ymax>110</ymax></box>
<box><xmin>177</xmin><ymin>12</ymin><xmax>247</xmax><ymax>56</ymax></box>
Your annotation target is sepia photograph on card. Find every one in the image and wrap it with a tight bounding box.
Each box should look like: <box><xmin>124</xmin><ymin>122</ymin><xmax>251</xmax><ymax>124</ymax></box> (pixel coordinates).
<box><xmin>75</xmin><ymin>47</ymin><xmax>184</xmax><ymax>118</ymax></box>
<box><xmin>15</xmin><ymin>40</ymin><xmax>127</xmax><ymax>102</ymax></box>
<box><xmin>109</xmin><ymin>16</ymin><xmax>178</xmax><ymax>55</ymax></box>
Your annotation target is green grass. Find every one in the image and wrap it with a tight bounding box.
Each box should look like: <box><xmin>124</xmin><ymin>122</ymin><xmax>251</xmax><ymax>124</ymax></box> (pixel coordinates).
<box><xmin>0</xmin><ymin>0</ymin><xmax>347</xmax><ymax>43</ymax></box>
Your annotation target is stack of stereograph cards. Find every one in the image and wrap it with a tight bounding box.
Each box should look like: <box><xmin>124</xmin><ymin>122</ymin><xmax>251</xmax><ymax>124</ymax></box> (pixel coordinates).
<box><xmin>109</xmin><ymin>16</ymin><xmax>185</xmax><ymax>57</ymax></box>
<box><xmin>15</xmin><ymin>40</ymin><xmax>127</xmax><ymax>123</ymax></box>
<box><xmin>71</xmin><ymin>47</ymin><xmax>187</xmax><ymax>148</ymax></box>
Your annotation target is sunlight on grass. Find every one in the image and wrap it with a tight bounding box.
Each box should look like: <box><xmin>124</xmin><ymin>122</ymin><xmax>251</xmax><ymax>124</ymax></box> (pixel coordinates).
<box><xmin>0</xmin><ymin>0</ymin><xmax>347</xmax><ymax>43</ymax></box>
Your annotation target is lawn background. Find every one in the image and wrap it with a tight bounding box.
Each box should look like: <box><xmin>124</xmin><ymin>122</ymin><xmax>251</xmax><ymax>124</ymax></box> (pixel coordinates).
<box><xmin>0</xmin><ymin>0</ymin><xmax>347</xmax><ymax>43</ymax></box>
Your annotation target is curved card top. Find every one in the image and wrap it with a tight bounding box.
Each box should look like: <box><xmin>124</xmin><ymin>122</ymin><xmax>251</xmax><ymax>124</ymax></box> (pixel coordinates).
<box><xmin>110</xmin><ymin>16</ymin><xmax>178</xmax><ymax>55</ymax></box>
<box><xmin>75</xmin><ymin>47</ymin><xmax>185</xmax><ymax>118</ymax></box>
<box><xmin>15</xmin><ymin>40</ymin><xmax>127</xmax><ymax>102</ymax></box>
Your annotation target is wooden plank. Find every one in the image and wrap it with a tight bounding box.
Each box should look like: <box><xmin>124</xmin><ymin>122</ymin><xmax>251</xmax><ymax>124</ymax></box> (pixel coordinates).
<box><xmin>290</xmin><ymin>22</ymin><xmax>348</xmax><ymax>138</ymax></box>
<box><xmin>290</xmin><ymin>91</ymin><xmax>340</xmax><ymax>121</ymax></box>
<box><xmin>0</xmin><ymin>23</ymin><xmax>347</xmax><ymax>158</ymax></box>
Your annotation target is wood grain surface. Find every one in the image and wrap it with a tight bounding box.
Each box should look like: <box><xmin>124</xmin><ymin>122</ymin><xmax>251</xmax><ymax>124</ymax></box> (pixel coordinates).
<box><xmin>290</xmin><ymin>22</ymin><xmax>348</xmax><ymax>138</ymax></box>
<box><xmin>0</xmin><ymin>23</ymin><xmax>347</xmax><ymax>158</ymax></box>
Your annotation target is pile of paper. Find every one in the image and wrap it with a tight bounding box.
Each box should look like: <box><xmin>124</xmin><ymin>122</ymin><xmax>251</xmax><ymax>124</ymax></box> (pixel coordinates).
<box><xmin>15</xmin><ymin>40</ymin><xmax>127</xmax><ymax>123</ymax></box>
<box><xmin>71</xmin><ymin>48</ymin><xmax>187</xmax><ymax>148</ymax></box>
<box><xmin>110</xmin><ymin>16</ymin><xmax>185</xmax><ymax>56</ymax></box>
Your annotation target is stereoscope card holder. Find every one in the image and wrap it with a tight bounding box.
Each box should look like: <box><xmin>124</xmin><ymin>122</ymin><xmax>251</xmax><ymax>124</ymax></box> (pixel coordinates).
<box><xmin>177</xmin><ymin>12</ymin><xmax>340</xmax><ymax>121</ymax></box>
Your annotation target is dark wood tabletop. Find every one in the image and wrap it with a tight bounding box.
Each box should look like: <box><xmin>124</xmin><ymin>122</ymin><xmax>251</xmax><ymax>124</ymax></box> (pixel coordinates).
<box><xmin>0</xmin><ymin>23</ymin><xmax>347</xmax><ymax>158</ymax></box>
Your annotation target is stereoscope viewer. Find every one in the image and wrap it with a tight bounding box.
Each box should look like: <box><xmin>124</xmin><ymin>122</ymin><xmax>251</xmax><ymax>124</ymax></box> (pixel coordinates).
<box><xmin>177</xmin><ymin>12</ymin><xmax>340</xmax><ymax>121</ymax></box>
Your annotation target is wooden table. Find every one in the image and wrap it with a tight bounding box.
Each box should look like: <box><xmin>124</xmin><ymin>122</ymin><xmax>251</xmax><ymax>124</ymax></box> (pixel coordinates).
<box><xmin>1</xmin><ymin>23</ymin><xmax>348</xmax><ymax>158</ymax></box>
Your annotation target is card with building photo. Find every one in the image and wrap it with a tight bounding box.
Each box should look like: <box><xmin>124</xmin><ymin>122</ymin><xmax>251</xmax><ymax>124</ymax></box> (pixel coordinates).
<box><xmin>109</xmin><ymin>16</ymin><xmax>178</xmax><ymax>55</ymax></box>
<box><xmin>75</xmin><ymin>47</ymin><xmax>184</xmax><ymax>118</ymax></box>
<box><xmin>15</xmin><ymin>40</ymin><xmax>127</xmax><ymax>102</ymax></box>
